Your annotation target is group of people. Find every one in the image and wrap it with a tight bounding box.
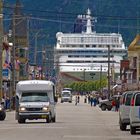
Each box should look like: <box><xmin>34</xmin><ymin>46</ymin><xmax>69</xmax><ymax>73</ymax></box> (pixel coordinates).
<box><xmin>86</xmin><ymin>94</ymin><xmax>98</xmax><ymax>106</ymax></box>
<box><xmin>1</xmin><ymin>96</ymin><xmax>10</xmax><ymax>109</ymax></box>
<box><xmin>74</xmin><ymin>94</ymin><xmax>99</xmax><ymax>106</ymax></box>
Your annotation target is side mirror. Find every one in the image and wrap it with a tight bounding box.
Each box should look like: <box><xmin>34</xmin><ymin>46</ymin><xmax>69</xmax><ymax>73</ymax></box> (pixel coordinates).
<box><xmin>15</xmin><ymin>96</ymin><xmax>19</xmax><ymax>112</ymax></box>
<box><xmin>54</xmin><ymin>96</ymin><xmax>58</xmax><ymax>103</ymax></box>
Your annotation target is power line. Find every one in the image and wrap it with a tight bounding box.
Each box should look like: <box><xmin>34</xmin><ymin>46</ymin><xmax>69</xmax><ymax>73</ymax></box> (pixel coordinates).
<box><xmin>4</xmin><ymin>16</ymin><xmax>140</xmax><ymax>30</ymax></box>
<box><xmin>3</xmin><ymin>5</ymin><xmax>140</xmax><ymax>21</ymax></box>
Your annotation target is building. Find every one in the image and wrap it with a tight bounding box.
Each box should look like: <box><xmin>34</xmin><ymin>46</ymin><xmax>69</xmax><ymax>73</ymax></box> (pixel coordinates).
<box><xmin>120</xmin><ymin>34</ymin><xmax>140</xmax><ymax>90</ymax></box>
<box><xmin>55</xmin><ymin>9</ymin><xmax>127</xmax><ymax>86</ymax></box>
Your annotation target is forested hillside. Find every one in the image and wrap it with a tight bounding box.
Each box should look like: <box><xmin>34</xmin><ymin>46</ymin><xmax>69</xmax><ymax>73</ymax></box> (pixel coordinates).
<box><xmin>4</xmin><ymin>0</ymin><xmax>140</xmax><ymax>47</ymax></box>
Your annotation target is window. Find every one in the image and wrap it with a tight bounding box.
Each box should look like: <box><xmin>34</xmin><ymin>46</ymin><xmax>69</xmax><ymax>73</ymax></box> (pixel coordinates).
<box><xmin>86</xmin><ymin>45</ymin><xmax>90</xmax><ymax>48</ymax></box>
<box><xmin>135</xmin><ymin>94</ymin><xmax>140</xmax><ymax>106</ymax></box>
<box><xmin>92</xmin><ymin>45</ymin><xmax>96</xmax><ymax>48</ymax></box>
<box><xmin>21</xmin><ymin>92</ymin><xmax>49</xmax><ymax>102</ymax></box>
<box><xmin>125</xmin><ymin>93</ymin><xmax>133</xmax><ymax>106</ymax></box>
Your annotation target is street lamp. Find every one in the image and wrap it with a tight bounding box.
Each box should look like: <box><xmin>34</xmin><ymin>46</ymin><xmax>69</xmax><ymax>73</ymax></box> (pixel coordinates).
<box><xmin>107</xmin><ymin>45</ymin><xmax>111</xmax><ymax>99</ymax></box>
<box><xmin>0</xmin><ymin>0</ymin><xmax>3</xmax><ymax>101</ymax></box>
<box><xmin>100</xmin><ymin>65</ymin><xmax>102</xmax><ymax>93</ymax></box>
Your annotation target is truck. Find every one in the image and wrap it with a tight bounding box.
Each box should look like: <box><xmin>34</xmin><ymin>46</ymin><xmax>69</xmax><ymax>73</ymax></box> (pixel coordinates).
<box><xmin>15</xmin><ymin>80</ymin><xmax>56</xmax><ymax>123</ymax></box>
<box><xmin>61</xmin><ymin>90</ymin><xmax>72</xmax><ymax>103</ymax></box>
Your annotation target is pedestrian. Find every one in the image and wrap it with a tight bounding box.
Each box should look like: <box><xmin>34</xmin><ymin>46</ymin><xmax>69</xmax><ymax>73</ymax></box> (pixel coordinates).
<box><xmin>1</xmin><ymin>96</ymin><xmax>5</xmax><ymax>108</ymax></box>
<box><xmin>90</xmin><ymin>95</ymin><xmax>93</xmax><ymax>106</ymax></box>
<box><xmin>93</xmin><ymin>96</ymin><xmax>97</xmax><ymax>106</ymax></box>
<box><xmin>115</xmin><ymin>97</ymin><xmax>120</xmax><ymax>112</ymax></box>
<box><xmin>75</xmin><ymin>96</ymin><xmax>78</xmax><ymax>105</ymax></box>
<box><xmin>84</xmin><ymin>95</ymin><xmax>87</xmax><ymax>103</ymax></box>
<box><xmin>88</xmin><ymin>95</ymin><xmax>91</xmax><ymax>104</ymax></box>
<box><xmin>111</xmin><ymin>99</ymin><xmax>116</xmax><ymax>111</ymax></box>
<box><xmin>77</xmin><ymin>95</ymin><xmax>80</xmax><ymax>103</ymax></box>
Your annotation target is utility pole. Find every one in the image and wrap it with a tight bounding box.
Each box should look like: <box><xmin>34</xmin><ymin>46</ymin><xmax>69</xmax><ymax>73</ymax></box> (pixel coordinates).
<box><xmin>42</xmin><ymin>47</ymin><xmax>46</xmax><ymax>80</ymax></box>
<box><xmin>100</xmin><ymin>65</ymin><xmax>102</xmax><ymax>93</ymax></box>
<box><xmin>0</xmin><ymin>0</ymin><xmax>3</xmax><ymax>101</ymax></box>
<box><xmin>107</xmin><ymin>45</ymin><xmax>111</xmax><ymax>99</ymax></box>
<box><xmin>26</xmin><ymin>16</ymin><xmax>30</xmax><ymax>79</ymax></box>
<box><xmin>33</xmin><ymin>31</ymin><xmax>41</xmax><ymax>79</ymax></box>
<box><xmin>11</xmin><ymin>13</ymin><xmax>16</xmax><ymax>100</ymax></box>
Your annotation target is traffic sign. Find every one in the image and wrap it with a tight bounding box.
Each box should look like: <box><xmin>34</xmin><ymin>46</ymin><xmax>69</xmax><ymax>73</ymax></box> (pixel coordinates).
<box><xmin>2</xmin><ymin>69</ymin><xmax>9</xmax><ymax>77</ymax></box>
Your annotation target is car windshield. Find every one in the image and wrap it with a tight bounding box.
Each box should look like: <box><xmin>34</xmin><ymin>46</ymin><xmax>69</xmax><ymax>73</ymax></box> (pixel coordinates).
<box><xmin>20</xmin><ymin>92</ymin><xmax>49</xmax><ymax>102</ymax></box>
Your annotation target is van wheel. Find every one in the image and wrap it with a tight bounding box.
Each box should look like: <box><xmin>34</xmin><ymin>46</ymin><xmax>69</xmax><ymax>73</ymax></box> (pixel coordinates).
<box><xmin>18</xmin><ymin>118</ymin><xmax>26</xmax><ymax>124</ymax></box>
<box><xmin>101</xmin><ymin>104</ymin><xmax>106</xmax><ymax>111</ymax></box>
<box><xmin>130</xmin><ymin>125</ymin><xmax>136</xmax><ymax>135</ymax></box>
<box><xmin>52</xmin><ymin>116</ymin><xmax>56</xmax><ymax>123</ymax></box>
<box><xmin>120</xmin><ymin>122</ymin><xmax>126</xmax><ymax>131</ymax></box>
<box><xmin>46</xmin><ymin>114</ymin><xmax>51</xmax><ymax>123</ymax></box>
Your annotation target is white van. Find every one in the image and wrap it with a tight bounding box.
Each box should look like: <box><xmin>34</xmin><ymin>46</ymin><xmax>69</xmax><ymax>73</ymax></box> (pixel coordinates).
<box><xmin>15</xmin><ymin>80</ymin><xmax>56</xmax><ymax>123</ymax></box>
<box><xmin>61</xmin><ymin>90</ymin><xmax>72</xmax><ymax>103</ymax></box>
<box><xmin>119</xmin><ymin>91</ymin><xmax>134</xmax><ymax>130</ymax></box>
<box><xmin>129</xmin><ymin>91</ymin><xmax>140</xmax><ymax>134</ymax></box>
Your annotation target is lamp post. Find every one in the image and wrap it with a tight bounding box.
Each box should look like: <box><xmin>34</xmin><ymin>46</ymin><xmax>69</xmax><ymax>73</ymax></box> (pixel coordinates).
<box><xmin>0</xmin><ymin>0</ymin><xmax>3</xmax><ymax>101</ymax></box>
<box><xmin>107</xmin><ymin>45</ymin><xmax>111</xmax><ymax>99</ymax></box>
<box><xmin>83</xmin><ymin>69</ymin><xmax>86</xmax><ymax>94</ymax></box>
<box><xmin>100</xmin><ymin>65</ymin><xmax>102</xmax><ymax>93</ymax></box>
<box><xmin>11</xmin><ymin>14</ymin><xmax>16</xmax><ymax>101</ymax></box>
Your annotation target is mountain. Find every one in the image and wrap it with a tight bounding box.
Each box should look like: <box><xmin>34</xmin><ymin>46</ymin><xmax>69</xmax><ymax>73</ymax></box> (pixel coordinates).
<box><xmin>3</xmin><ymin>0</ymin><xmax>140</xmax><ymax>47</ymax></box>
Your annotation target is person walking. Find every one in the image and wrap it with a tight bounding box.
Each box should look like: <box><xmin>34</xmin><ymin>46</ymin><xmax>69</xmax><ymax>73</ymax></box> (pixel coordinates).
<box><xmin>88</xmin><ymin>95</ymin><xmax>91</xmax><ymax>104</ymax></box>
<box><xmin>93</xmin><ymin>96</ymin><xmax>97</xmax><ymax>106</ymax></box>
<box><xmin>75</xmin><ymin>96</ymin><xmax>78</xmax><ymax>105</ymax></box>
<box><xmin>84</xmin><ymin>95</ymin><xmax>87</xmax><ymax>103</ymax></box>
<box><xmin>77</xmin><ymin>95</ymin><xmax>80</xmax><ymax>103</ymax></box>
<box><xmin>115</xmin><ymin>97</ymin><xmax>120</xmax><ymax>112</ymax></box>
<box><xmin>90</xmin><ymin>95</ymin><xmax>93</xmax><ymax>106</ymax></box>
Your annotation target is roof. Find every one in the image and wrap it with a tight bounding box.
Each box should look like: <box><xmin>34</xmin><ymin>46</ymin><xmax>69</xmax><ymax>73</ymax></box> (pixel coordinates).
<box><xmin>17</xmin><ymin>80</ymin><xmax>54</xmax><ymax>85</ymax></box>
<box><xmin>16</xmin><ymin>80</ymin><xmax>54</xmax><ymax>96</ymax></box>
<box><xmin>128</xmin><ymin>34</ymin><xmax>140</xmax><ymax>51</ymax></box>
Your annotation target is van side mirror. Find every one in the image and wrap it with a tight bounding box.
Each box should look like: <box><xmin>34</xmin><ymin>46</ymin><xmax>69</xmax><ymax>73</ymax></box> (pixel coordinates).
<box><xmin>15</xmin><ymin>95</ymin><xmax>19</xmax><ymax>111</ymax></box>
<box><xmin>54</xmin><ymin>96</ymin><xmax>58</xmax><ymax>103</ymax></box>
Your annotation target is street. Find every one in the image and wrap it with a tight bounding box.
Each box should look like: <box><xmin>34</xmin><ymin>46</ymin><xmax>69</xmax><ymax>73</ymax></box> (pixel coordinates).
<box><xmin>0</xmin><ymin>97</ymin><xmax>140</xmax><ymax>140</ymax></box>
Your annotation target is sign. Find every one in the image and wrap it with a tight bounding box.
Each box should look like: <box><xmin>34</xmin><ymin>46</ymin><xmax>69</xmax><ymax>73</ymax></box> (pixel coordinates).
<box><xmin>2</xmin><ymin>69</ymin><xmax>9</xmax><ymax>77</ymax></box>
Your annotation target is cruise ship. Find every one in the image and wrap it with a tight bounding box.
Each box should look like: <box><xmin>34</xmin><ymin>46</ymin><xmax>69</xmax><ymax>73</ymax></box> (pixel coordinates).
<box><xmin>55</xmin><ymin>9</ymin><xmax>127</xmax><ymax>83</ymax></box>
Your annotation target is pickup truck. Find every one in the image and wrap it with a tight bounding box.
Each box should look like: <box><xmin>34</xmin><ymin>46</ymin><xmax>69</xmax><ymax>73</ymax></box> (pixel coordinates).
<box><xmin>98</xmin><ymin>95</ymin><xmax>121</xmax><ymax>111</ymax></box>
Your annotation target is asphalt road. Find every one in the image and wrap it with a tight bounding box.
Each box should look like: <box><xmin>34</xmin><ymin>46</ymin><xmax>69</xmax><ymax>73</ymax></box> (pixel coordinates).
<box><xmin>0</xmin><ymin>96</ymin><xmax>140</xmax><ymax>140</ymax></box>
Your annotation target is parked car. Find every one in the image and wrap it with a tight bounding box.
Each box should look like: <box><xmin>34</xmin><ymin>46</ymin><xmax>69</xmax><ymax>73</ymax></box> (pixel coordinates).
<box><xmin>129</xmin><ymin>91</ymin><xmax>140</xmax><ymax>134</ymax></box>
<box><xmin>0</xmin><ymin>104</ymin><xmax>6</xmax><ymax>121</ymax></box>
<box><xmin>119</xmin><ymin>91</ymin><xmax>134</xmax><ymax>131</ymax></box>
<box><xmin>99</xmin><ymin>95</ymin><xmax>121</xmax><ymax>111</ymax></box>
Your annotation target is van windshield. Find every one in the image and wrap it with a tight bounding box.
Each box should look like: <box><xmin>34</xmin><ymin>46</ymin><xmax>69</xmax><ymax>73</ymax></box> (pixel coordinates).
<box><xmin>62</xmin><ymin>92</ymin><xmax>71</xmax><ymax>97</ymax></box>
<box><xmin>20</xmin><ymin>92</ymin><xmax>49</xmax><ymax>102</ymax></box>
<box><xmin>125</xmin><ymin>93</ymin><xmax>133</xmax><ymax>106</ymax></box>
<box><xmin>135</xmin><ymin>93</ymin><xmax>140</xmax><ymax>106</ymax></box>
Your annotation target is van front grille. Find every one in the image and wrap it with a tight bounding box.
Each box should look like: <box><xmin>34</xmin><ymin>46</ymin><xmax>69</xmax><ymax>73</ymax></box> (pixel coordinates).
<box><xmin>26</xmin><ymin>108</ymin><xmax>42</xmax><ymax>111</ymax></box>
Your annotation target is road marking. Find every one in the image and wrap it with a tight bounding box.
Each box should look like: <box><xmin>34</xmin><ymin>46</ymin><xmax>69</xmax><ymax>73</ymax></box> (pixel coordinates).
<box><xmin>0</xmin><ymin>126</ymin><xmax>66</xmax><ymax>130</ymax></box>
<box><xmin>63</xmin><ymin>135</ymin><xmax>139</xmax><ymax>139</ymax></box>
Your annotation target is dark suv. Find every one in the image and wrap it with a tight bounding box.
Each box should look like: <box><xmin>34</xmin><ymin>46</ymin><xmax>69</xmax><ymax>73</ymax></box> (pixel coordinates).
<box><xmin>99</xmin><ymin>95</ymin><xmax>121</xmax><ymax>111</ymax></box>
